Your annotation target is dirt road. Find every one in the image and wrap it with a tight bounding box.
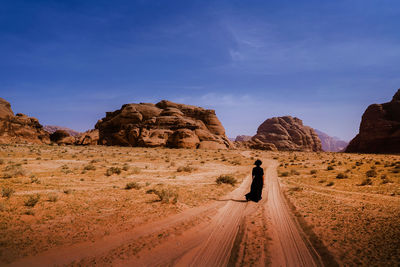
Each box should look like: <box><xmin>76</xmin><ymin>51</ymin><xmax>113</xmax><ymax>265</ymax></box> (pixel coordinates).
<box><xmin>9</xmin><ymin>158</ymin><xmax>322</xmax><ymax>267</ymax></box>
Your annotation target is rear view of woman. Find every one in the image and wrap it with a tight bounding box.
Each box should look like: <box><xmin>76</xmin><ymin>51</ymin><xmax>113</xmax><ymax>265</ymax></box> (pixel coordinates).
<box><xmin>245</xmin><ymin>159</ymin><xmax>264</xmax><ymax>202</ymax></box>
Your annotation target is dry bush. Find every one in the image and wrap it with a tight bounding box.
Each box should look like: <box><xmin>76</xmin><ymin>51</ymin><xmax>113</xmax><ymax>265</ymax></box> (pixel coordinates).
<box><xmin>24</xmin><ymin>194</ymin><xmax>40</xmax><ymax>207</ymax></box>
<box><xmin>177</xmin><ymin>165</ymin><xmax>196</xmax><ymax>173</ymax></box>
<box><xmin>1</xmin><ymin>187</ymin><xmax>15</xmax><ymax>198</ymax></box>
<box><xmin>216</xmin><ymin>175</ymin><xmax>237</xmax><ymax>186</ymax></box>
<box><xmin>360</xmin><ymin>178</ymin><xmax>373</xmax><ymax>186</ymax></box>
<box><xmin>366</xmin><ymin>169</ymin><xmax>377</xmax><ymax>177</ymax></box>
<box><xmin>327</xmin><ymin>166</ymin><xmax>334</xmax><ymax>171</ymax></box>
<box><xmin>106</xmin><ymin>167</ymin><xmax>122</xmax><ymax>176</ymax></box>
<box><xmin>290</xmin><ymin>169</ymin><xmax>300</xmax><ymax>175</ymax></box>
<box><xmin>125</xmin><ymin>182</ymin><xmax>141</xmax><ymax>190</ymax></box>
<box><xmin>336</xmin><ymin>173</ymin><xmax>348</xmax><ymax>179</ymax></box>
<box><xmin>47</xmin><ymin>194</ymin><xmax>58</xmax><ymax>202</ymax></box>
<box><xmin>83</xmin><ymin>164</ymin><xmax>96</xmax><ymax>171</ymax></box>
<box><xmin>326</xmin><ymin>181</ymin><xmax>334</xmax><ymax>186</ymax></box>
<box><xmin>2</xmin><ymin>164</ymin><xmax>26</xmax><ymax>178</ymax></box>
<box><xmin>131</xmin><ymin>167</ymin><xmax>141</xmax><ymax>174</ymax></box>
<box><xmin>146</xmin><ymin>188</ymin><xmax>178</xmax><ymax>204</ymax></box>
<box><xmin>310</xmin><ymin>169</ymin><xmax>317</xmax><ymax>175</ymax></box>
<box><xmin>280</xmin><ymin>171</ymin><xmax>289</xmax><ymax>177</ymax></box>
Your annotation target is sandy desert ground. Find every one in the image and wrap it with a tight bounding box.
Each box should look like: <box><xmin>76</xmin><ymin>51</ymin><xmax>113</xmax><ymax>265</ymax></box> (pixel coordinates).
<box><xmin>0</xmin><ymin>144</ymin><xmax>399</xmax><ymax>266</ymax></box>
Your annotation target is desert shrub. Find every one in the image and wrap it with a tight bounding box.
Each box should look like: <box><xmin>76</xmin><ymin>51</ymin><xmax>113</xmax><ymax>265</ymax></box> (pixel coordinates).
<box><xmin>122</xmin><ymin>164</ymin><xmax>130</xmax><ymax>171</ymax></box>
<box><xmin>146</xmin><ymin>188</ymin><xmax>178</xmax><ymax>203</ymax></box>
<box><xmin>84</xmin><ymin>164</ymin><xmax>96</xmax><ymax>171</ymax></box>
<box><xmin>2</xmin><ymin>164</ymin><xmax>26</xmax><ymax>178</ymax></box>
<box><xmin>216</xmin><ymin>175</ymin><xmax>237</xmax><ymax>186</ymax></box>
<box><xmin>289</xmin><ymin>186</ymin><xmax>302</xmax><ymax>192</ymax></box>
<box><xmin>0</xmin><ymin>159</ymin><xmax>4</xmax><ymax>165</ymax></box>
<box><xmin>327</xmin><ymin>166</ymin><xmax>334</xmax><ymax>171</ymax></box>
<box><xmin>177</xmin><ymin>165</ymin><xmax>196</xmax><ymax>173</ymax></box>
<box><xmin>290</xmin><ymin>169</ymin><xmax>300</xmax><ymax>175</ymax></box>
<box><xmin>310</xmin><ymin>170</ymin><xmax>317</xmax><ymax>175</ymax></box>
<box><xmin>125</xmin><ymin>182</ymin><xmax>141</xmax><ymax>190</ymax></box>
<box><xmin>48</xmin><ymin>194</ymin><xmax>58</xmax><ymax>202</ymax></box>
<box><xmin>63</xmin><ymin>189</ymin><xmax>72</xmax><ymax>194</ymax></box>
<box><xmin>279</xmin><ymin>171</ymin><xmax>289</xmax><ymax>177</ymax></box>
<box><xmin>318</xmin><ymin>179</ymin><xmax>326</xmax><ymax>183</ymax></box>
<box><xmin>336</xmin><ymin>173</ymin><xmax>348</xmax><ymax>179</ymax></box>
<box><xmin>360</xmin><ymin>178</ymin><xmax>373</xmax><ymax>186</ymax></box>
<box><xmin>366</xmin><ymin>169</ymin><xmax>377</xmax><ymax>178</ymax></box>
<box><xmin>131</xmin><ymin>167</ymin><xmax>141</xmax><ymax>174</ymax></box>
<box><xmin>106</xmin><ymin>167</ymin><xmax>122</xmax><ymax>176</ymax></box>
<box><xmin>24</xmin><ymin>194</ymin><xmax>40</xmax><ymax>207</ymax></box>
<box><xmin>30</xmin><ymin>175</ymin><xmax>41</xmax><ymax>184</ymax></box>
<box><xmin>326</xmin><ymin>181</ymin><xmax>334</xmax><ymax>186</ymax></box>
<box><xmin>1</xmin><ymin>187</ymin><xmax>15</xmax><ymax>198</ymax></box>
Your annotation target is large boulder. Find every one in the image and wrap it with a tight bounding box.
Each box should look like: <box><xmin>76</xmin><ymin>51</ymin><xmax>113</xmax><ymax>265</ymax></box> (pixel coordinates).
<box><xmin>95</xmin><ymin>100</ymin><xmax>234</xmax><ymax>149</ymax></box>
<box><xmin>75</xmin><ymin>129</ymin><xmax>99</xmax><ymax>145</ymax></box>
<box><xmin>50</xmin><ymin>130</ymin><xmax>75</xmax><ymax>145</ymax></box>
<box><xmin>247</xmin><ymin>116</ymin><xmax>322</xmax><ymax>151</ymax></box>
<box><xmin>0</xmin><ymin>98</ymin><xmax>50</xmax><ymax>144</ymax></box>
<box><xmin>346</xmin><ymin>89</ymin><xmax>400</xmax><ymax>154</ymax></box>
<box><xmin>44</xmin><ymin>125</ymin><xmax>81</xmax><ymax>137</ymax></box>
<box><xmin>314</xmin><ymin>129</ymin><xmax>348</xmax><ymax>152</ymax></box>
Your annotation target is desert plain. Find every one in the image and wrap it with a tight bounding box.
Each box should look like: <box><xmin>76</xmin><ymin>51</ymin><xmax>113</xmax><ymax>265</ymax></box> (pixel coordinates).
<box><xmin>0</xmin><ymin>144</ymin><xmax>399</xmax><ymax>266</ymax></box>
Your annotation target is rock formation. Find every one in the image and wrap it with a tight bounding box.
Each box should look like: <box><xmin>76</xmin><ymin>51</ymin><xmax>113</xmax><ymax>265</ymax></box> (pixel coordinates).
<box><xmin>235</xmin><ymin>135</ymin><xmax>252</xmax><ymax>142</ymax></box>
<box><xmin>49</xmin><ymin>130</ymin><xmax>76</xmax><ymax>145</ymax></box>
<box><xmin>247</xmin><ymin>116</ymin><xmax>322</xmax><ymax>151</ymax></box>
<box><xmin>44</xmin><ymin>125</ymin><xmax>81</xmax><ymax>137</ymax></box>
<box><xmin>0</xmin><ymin>98</ymin><xmax>50</xmax><ymax>144</ymax></box>
<box><xmin>75</xmin><ymin>129</ymin><xmax>99</xmax><ymax>145</ymax></box>
<box><xmin>314</xmin><ymin>129</ymin><xmax>348</xmax><ymax>152</ymax></box>
<box><xmin>95</xmin><ymin>100</ymin><xmax>233</xmax><ymax>149</ymax></box>
<box><xmin>346</xmin><ymin>89</ymin><xmax>400</xmax><ymax>154</ymax></box>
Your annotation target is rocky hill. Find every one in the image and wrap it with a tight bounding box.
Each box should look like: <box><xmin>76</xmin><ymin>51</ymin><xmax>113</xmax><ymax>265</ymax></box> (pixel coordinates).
<box><xmin>314</xmin><ymin>129</ymin><xmax>348</xmax><ymax>152</ymax></box>
<box><xmin>235</xmin><ymin>135</ymin><xmax>252</xmax><ymax>142</ymax></box>
<box><xmin>44</xmin><ymin>125</ymin><xmax>81</xmax><ymax>137</ymax></box>
<box><xmin>247</xmin><ymin>116</ymin><xmax>322</xmax><ymax>151</ymax></box>
<box><xmin>346</xmin><ymin>89</ymin><xmax>400</xmax><ymax>154</ymax></box>
<box><xmin>95</xmin><ymin>100</ymin><xmax>233</xmax><ymax>149</ymax></box>
<box><xmin>0</xmin><ymin>98</ymin><xmax>50</xmax><ymax>144</ymax></box>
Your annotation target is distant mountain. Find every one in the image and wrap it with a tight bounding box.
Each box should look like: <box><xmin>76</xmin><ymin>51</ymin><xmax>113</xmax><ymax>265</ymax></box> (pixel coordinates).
<box><xmin>314</xmin><ymin>129</ymin><xmax>348</xmax><ymax>152</ymax></box>
<box><xmin>44</xmin><ymin>125</ymin><xmax>81</xmax><ymax>137</ymax></box>
<box><xmin>235</xmin><ymin>135</ymin><xmax>252</xmax><ymax>142</ymax></box>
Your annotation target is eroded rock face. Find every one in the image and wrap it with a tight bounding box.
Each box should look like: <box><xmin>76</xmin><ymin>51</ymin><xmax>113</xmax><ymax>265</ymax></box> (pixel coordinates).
<box><xmin>314</xmin><ymin>129</ymin><xmax>348</xmax><ymax>152</ymax></box>
<box><xmin>75</xmin><ymin>129</ymin><xmax>99</xmax><ymax>145</ymax></box>
<box><xmin>248</xmin><ymin>116</ymin><xmax>322</xmax><ymax>151</ymax></box>
<box><xmin>235</xmin><ymin>135</ymin><xmax>252</xmax><ymax>142</ymax></box>
<box><xmin>44</xmin><ymin>125</ymin><xmax>81</xmax><ymax>137</ymax></box>
<box><xmin>346</xmin><ymin>89</ymin><xmax>400</xmax><ymax>154</ymax></box>
<box><xmin>95</xmin><ymin>100</ymin><xmax>233</xmax><ymax>149</ymax></box>
<box><xmin>50</xmin><ymin>130</ymin><xmax>75</xmax><ymax>145</ymax></box>
<box><xmin>0</xmin><ymin>98</ymin><xmax>50</xmax><ymax>144</ymax></box>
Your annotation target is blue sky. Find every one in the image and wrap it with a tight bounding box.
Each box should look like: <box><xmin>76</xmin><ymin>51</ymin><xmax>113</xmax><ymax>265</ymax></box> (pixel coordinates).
<box><xmin>1</xmin><ymin>0</ymin><xmax>399</xmax><ymax>141</ymax></box>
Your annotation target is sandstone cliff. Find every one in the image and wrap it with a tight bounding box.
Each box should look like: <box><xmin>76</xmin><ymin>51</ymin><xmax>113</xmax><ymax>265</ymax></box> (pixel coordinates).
<box><xmin>346</xmin><ymin>89</ymin><xmax>400</xmax><ymax>154</ymax></box>
<box><xmin>0</xmin><ymin>98</ymin><xmax>50</xmax><ymax>144</ymax></box>
<box><xmin>95</xmin><ymin>100</ymin><xmax>233</xmax><ymax>149</ymax></box>
<box><xmin>248</xmin><ymin>116</ymin><xmax>322</xmax><ymax>151</ymax></box>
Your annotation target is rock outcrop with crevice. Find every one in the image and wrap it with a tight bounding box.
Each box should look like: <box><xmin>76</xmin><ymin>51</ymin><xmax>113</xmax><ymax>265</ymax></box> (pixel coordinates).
<box><xmin>95</xmin><ymin>100</ymin><xmax>233</xmax><ymax>149</ymax></box>
<box><xmin>0</xmin><ymin>98</ymin><xmax>50</xmax><ymax>144</ymax></box>
<box><xmin>346</xmin><ymin>89</ymin><xmax>400</xmax><ymax>154</ymax></box>
<box><xmin>247</xmin><ymin>116</ymin><xmax>322</xmax><ymax>151</ymax></box>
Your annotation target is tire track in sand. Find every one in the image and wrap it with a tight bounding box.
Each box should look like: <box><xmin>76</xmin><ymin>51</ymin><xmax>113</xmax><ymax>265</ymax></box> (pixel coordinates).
<box><xmin>265</xmin><ymin>159</ymin><xmax>323</xmax><ymax>267</ymax></box>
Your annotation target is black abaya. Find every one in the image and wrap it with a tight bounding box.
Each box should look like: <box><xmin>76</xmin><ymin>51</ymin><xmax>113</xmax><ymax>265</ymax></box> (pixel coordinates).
<box><xmin>245</xmin><ymin>166</ymin><xmax>264</xmax><ymax>202</ymax></box>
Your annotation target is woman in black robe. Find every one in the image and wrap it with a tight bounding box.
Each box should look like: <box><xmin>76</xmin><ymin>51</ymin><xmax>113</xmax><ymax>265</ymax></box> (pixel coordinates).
<box><xmin>245</xmin><ymin>159</ymin><xmax>264</xmax><ymax>202</ymax></box>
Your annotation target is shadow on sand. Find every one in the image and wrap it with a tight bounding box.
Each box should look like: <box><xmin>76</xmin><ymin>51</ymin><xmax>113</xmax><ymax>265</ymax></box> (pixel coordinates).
<box><xmin>216</xmin><ymin>198</ymin><xmax>248</xmax><ymax>203</ymax></box>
